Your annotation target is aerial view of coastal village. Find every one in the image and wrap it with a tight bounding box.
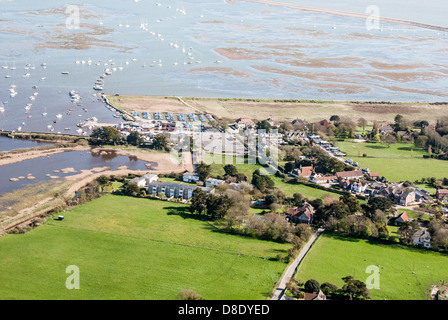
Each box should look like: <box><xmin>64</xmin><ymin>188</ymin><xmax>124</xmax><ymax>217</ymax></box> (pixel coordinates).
<box><xmin>1</xmin><ymin>0</ymin><xmax>448</xmax><ymax>305</ymax></box>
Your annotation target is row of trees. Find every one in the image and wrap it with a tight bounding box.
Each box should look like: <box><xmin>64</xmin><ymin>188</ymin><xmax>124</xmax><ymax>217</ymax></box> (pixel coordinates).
<box><xmin>287</xmin><ymin>276</ymin><xmax>370</xmax><ymax>300</ymax></box>
<box><xmin>90</xmin><ymin>126</ymin><xmax>171</xmax><ymax>151</ymax></box>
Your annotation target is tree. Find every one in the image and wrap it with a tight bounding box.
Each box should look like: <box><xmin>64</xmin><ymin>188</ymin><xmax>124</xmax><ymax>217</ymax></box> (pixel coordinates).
<box><xmin>223</xmin><ymin>164</ymin><xmax>238</xmax><ymax>177</ymax></box>
<box><xmin>365</xmin><ymin>197</ymin><xmax>395</xmax><ymax>217</ymax></box>
<box><xmin>341</xmin><ymin>276</ymin><xmax>370</xmax><ymax>300</ymax></box>
<box><xmin>256</xmin><ymin>120</ymin><xmax>272</xmax><ymax>133</ymax></box>
<box><xmin>341</xmin><ymin>194</ymin><xmax>361</xmax><ymax>214</ymax></box>
<box><xmin>304</xmin><ymin>279</ymin><xmax>320</xmax><ymax>293</ymax></box>
<box><xmin>357</xmin><ymin>118</ymin><xmax>368</xmax><ymax>132</ymax></box>
<box><xmin>397</xmin><ymin>220</ymin><xmax>420</xmax><ymax>245</ymax></box>
<box><xmin>206</xmin><ymin>194</ymin><xmax>234</xmax><ymax>220</ymax></box>
<box><xmin>90</xmin><ymin>126</ymin><xmax>123</xmax><ymax>145</ymax></box>
<box><xmin>96</xmin><ymin>175</ymin><xmax>110</xmax><ymax>192</ymax></box>
<box><xmin>330</xmin><ymin>115</ymin><xmax>340</xmax><ymax>123</ymax></box>
<box><xmin>152</xmin><ymin>134</ymin><xmax>171</xmax><ymax>151</ymax></box>
<box><xmin>251</xmin><ymin>170</ymin><xmax>274</xmax><ymax>193</ymax></box>
<box><xmin>284</xmin><ymin>162</ymin><xmax>295</xmax><ymax>173</ymax></box>
<box><xmin>126</xmin><ymin>130</ymin><xmax>144</xmax><ymax>146</ymax></box>
<box><xmin>381</xmin><ymin>134</ymin><xmax>397</xmax><ymax>148</ymax></box>
<box><xmin>196</xmin><ymin>162</ymin><xmax>212</xmax><ymax>181</ymax></box>
<box><xmin>292</xmin><ymin>193</ymin><xmax>304</xmax><ymax>206</ymax></box>
<box><xmin>122</xmin><ymin>182</ymin><xmax>140</xmax><ymax>197</ymax></box>
<box><xmin>189</xmin><ymin>188</ymin><xmax>208</xmax><ymax>214</ymax></box>
<box><xmin>320</xmin><ymin>282</ymin><xmax>338</xmax><ymax>297</ymax></box>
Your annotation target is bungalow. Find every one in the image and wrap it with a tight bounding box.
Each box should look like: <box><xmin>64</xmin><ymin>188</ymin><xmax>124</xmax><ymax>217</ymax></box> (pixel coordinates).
<box><xmin>436</xmin><ymin>189</ymin><xmax>448</xmax><ymax>202</ymax></box>
<box><xmin>205</xmin><ymin>178</ymin><xmax>225</xmax><ymax>188</ymax></box>
<box><xmin>395</xmin><ymin>211</ymin><xmax>410</xmax><ymax>225</ymax></box>
<box><xmin>368</xmin><ymin>172</ymin><xmax>381</xmax><ymax>180</ymax></box>
<box><xmin>335</xmin><ymin>170</ymin><xmax>364</xmax><ymax>180</ymax></box>
<box><xmin>310</xmin><ymin>175</ymin><xmax>337</xmax><ymax>184</ymax></box>
<box><xmin>235</xmin><ymin>118</ymin><xmax>256</xmax><ymax>129</ymax></box>
<box><xmin>413</xmin><ymin>230</ymin><xmax>431</xmax><ymax>248</ymax></box>
<box><xmin>183</xmin><ymin>172</ymin><xmax>200</xmax><ymax>183</ymax></box>
<box><xmin>287</xmin><ymin>201</ymin><xmax>314</xmax><ymax>224</ymax></box>
<box><xmin>378</xmin><ymin>123</ymin><xmax>394</xmax><ymax>134</ymax></box>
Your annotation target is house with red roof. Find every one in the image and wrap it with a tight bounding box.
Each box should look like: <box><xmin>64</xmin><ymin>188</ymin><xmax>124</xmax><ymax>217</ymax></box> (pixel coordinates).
<box><xmin>436</xmin><ymin>189</ymin><xmax>448</xmax><ymax>202</ymax></box>
<box><xmin>287</xmin><ymin>201</ymin><xmax>315</xmax><ymax>224</ymax></box>
<box><xmin>335</xmin><ymin>170</ymin><xmax>364</xmax><ymax>180</ymax></box>
<box><xmin>394</xmin><ymin>211</ymin><xmax>410</xmax><ymax>225</ymax></box>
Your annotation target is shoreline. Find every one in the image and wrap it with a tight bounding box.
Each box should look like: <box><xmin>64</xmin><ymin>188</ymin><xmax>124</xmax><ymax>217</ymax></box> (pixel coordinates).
<box><xmin>242</xmin><ymin>0</ymin><xmax>448</xmax><ymax>33</ymax></box>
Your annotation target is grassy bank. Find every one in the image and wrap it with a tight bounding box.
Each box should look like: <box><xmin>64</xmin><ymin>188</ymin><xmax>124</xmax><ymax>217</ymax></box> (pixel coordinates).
<box><xmin>0</xmin><ymin>195</ymin><xmax>290</xmax><ymax>299</ymax></box>
<box><xmin>295</xmin><ymin>233</ymin><xmax>448</xmax><ymax>300</ymax></box>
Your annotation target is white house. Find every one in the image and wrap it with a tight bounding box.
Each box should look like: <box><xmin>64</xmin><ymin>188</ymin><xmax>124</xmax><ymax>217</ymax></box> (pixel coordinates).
<box><xmin>205</xmin><ymin>178</ymin><xmax>225</xmax><ymax>188</ymax></box>
<box><xmin>129</xmin><ymin>174</ymin><xmax>159</xmax><ymax>188</ymax></box>
<box><xmin>183</xmin><ymin>172</ymin><xmax>200</xmax><ymax>183</ymax></box>
<box><xmin>413</xmin><ymin>230</ymin><xmax>431</xmax><ymax>249</ymax></box>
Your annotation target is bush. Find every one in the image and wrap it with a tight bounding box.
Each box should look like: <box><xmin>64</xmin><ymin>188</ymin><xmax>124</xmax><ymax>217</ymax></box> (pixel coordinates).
<box><xmin>176</xmin><ymin>289</ymin><xmax>203</xmax><ymax>300</ymax></box>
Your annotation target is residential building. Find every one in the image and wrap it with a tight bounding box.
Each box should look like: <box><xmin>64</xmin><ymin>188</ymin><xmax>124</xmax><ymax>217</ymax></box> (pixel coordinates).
<box><xmin>335</xmin><ymin>170</ymin><xmax>364</xmax><ymax>180</ymax></box>
<box><xmin>368</xmin><ymin>172</ymin><xmax>380</xmax><ymax>180</ymax></box>
<box><xmin>413</xmin><ymin>230</ymin><xmax>431</xmax><ymax>248</ymax></box>
<box><xmin>235</xmin><ymin>118</ymin><xmax>255</xmax><ymax>129</ymax></box>
<box><xmin>295</xmin><ymin>165</ymin><xmax>314</xmax><ymax>178</ymax></box>
<box><xmin>267</xmin><ymin>118</ymin><xmax>281</xmax><ymax>128</ymax></box>
<box><xmin>147</xmin><ymin>181</ymin><xmax>213</xmax><ymax>200</ymax></box>
<box><xmin>395</xmin><ymin>211</ymin><xmax>410</xmax><ymax>225</ymax></box>
<box><xmin>436</xmin><ymin>189</ymin><xmax>448</xmax><ymax>202</ymax></box>
<box><xmin>378</xmin><ymin>123</ymin><xmax>394</xmax><ymax>134</ymax></box>
<box><xmin>129</xmin><ymin>174</ymin><xmax>159</xmax><ymax>187</ymax></box>
<box><xmin>183</xmin><ymin>172</ymin><xmax>200</xmax><ymax>183</ymax></box>
<box><xmin>310</xmin><ymin>175</ymin><xmax>337</xmax><ymax>184</ymax></box>
<box><xmin>350</xmin><ymin>180</ymin><xmax>367</xmax><ymax>193</ymax></box>
<box><xmin>304</xmin><ymin>290</ymin><xmax>326</xmax><ymax>301</ymax></box>
<box><xmin>205</xmin><ymin>178</ymin><xmax>225</xmax><ymax>188</ymax></box>
<box><xmin>287</xmin><ymin>201</ymin><xmax>315</xmax><ymax>224</ymax></box>
<box><xmin>399</xmin><ymin>191</ymin><xmax>416</xmax><ymax>206</ymax></box>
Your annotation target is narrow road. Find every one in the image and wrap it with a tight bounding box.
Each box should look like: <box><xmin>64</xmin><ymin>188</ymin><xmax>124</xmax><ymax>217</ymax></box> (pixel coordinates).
<box><xmin>271</xmin><ymin>228</ymin><xmax>325</xmax><ymax>300</ymax></box>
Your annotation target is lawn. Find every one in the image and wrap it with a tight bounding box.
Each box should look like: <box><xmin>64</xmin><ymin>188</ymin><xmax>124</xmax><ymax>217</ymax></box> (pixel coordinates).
<box><xmin>0</xmin><ymin>195</ymin><xmax>291</xmax><ymax>300</ymax></box>
<box><xmin>336</xmin><ymin>141</ymin><xmax>448</xmax><ymax>182</ymax></box>
<box><xmin>295</xmin><ymin>233</ymin><xmax>448</xmax><ymax>300</ymax></box>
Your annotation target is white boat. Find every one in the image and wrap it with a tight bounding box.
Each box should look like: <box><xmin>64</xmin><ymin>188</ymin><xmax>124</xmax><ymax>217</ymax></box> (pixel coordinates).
<box><xmin>23</xmin><ymin>73</ymin><xmax>31</xmax><ymax>78</ymax></box>
<box><xmin>2</xmin><ymin>61</ymin><xmax>8</xmax><ymax>69</ymax></box>
<box><xmin>56</xmin><ymin>114</ymin><xmax>62</xmax><ymax>119</ymax></box>
<box><xmin>62</xmin><ymin>71</ymin><xmax>69</xmax><ymax>75</ymax></box>
<box><xmin>93</xmin><ymin>85</ymin><xmax>104</xmax><ymax>91</ymax></box>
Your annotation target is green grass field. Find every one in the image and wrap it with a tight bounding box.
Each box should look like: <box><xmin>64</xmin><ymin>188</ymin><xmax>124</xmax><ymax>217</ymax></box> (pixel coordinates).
<box><xmin>295</xmin><ymin>233</ymin><xmax>448</xmax><ymax>300</ymax></box>
<box><xmin>0</xmin><ymin>195</ymin><xmax>291</xmax><ymax>300</ymax></box>
<box><xmin>337</xmin><ymin>141</ymin><xmax>448</xmax><ymax>182</ymax></box>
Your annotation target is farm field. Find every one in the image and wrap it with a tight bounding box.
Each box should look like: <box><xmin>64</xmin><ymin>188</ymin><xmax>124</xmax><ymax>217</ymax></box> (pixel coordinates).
<box><xmin>0</xmin><ymin>195</ymin><xmax>291</xmax><ymax>300</ymax></box>
<box><xmin>295</xmin><ymin>233</ymin><xmax>448</xmax><ymax>300</ymax></box>
<box><xmin>336</xmin><ymin>141</ymin><xmax>448</xmax><ymax>182</ymax></box>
